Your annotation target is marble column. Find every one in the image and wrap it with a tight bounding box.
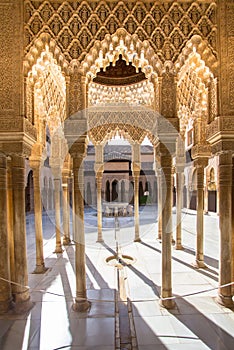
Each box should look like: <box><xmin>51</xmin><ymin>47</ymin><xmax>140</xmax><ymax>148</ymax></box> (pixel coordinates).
<box><xmin>175</xmin><ymin>170</ymin><xmax>184</xmax><ymax>250</ymax></box>
<box><xmin>204</xmin><ymin>185</ymin><xmax>209</xmax><ymax>214</ymax></box>
<box><xmin>94</xmin><ymin>144</ymin><xmax>104</xmax><ymax>242</ymax></box>
<box><xmin>7</xmin><ymin>159</ymin><xmax>15</xmax><ymax>296</ymax></box>
<box><xmin>12</xmin><ymin>155</ymin><xmax>32</xmax><ymax>312</ymax></box>
<box><xmin>232</xmin><ymin>157</ymin><xmax>234</xmax><ymax>296</ymax></box>
<box><xmin>62</xmin><ymin>175</ymin><xmax>71</xmax><ymax>245</ymax></box>
<box><xmin>186</xmin><ymin>186</ymin><xmax>190</xmax><ymax>209</ymax></box>
<box><xmin>96</xmin><ymin>172</ymin><xmax>104</xmax><ymax>242</ymax></box>
<box><xmin>71</xmin><ymin>173</ymin><xmax>75</xmax><ymax>241</ymax></box>
<box><xmin>0</xmin><ymin>153</ymin><xmax>12</xmax><ymax>313</ymax></box>
<box><xmin>194</xmin><ymin>160</ymin><xmax>207</xmax><ymax>268</ymax></box>
<box><xmin>160</xmin><ymin>153</ymin><xmax>175</xmax><ymax>309</ymax></box>
<box><xmin>72</xmin><ymin>152</ymin><xmax>90</xmax><ymax>311</ymax></box>
<box><xmin>217</xmin><ymin>152</ymin><xmax>234</xmax><ymax>307</ymax></box>
<box><xmin>30</xmin><ymin>159</ymin><xmax>47</xmax><ymax>273</ymax></box>
<box><xmin>133</xmin><ymin>169</ymin><xmax>140</xmax><ymax>242</ymax></box>
<box><xmin>52</xmin><ymin>168</ymin><xmax>63</xmax><ymax>254</ymax></box>
<box><xmin>216</xmin><ymin>186</ymin><xmax>220</xmax><ymax>216</ymax></box>
<box><xmin>156</xmin><ymin>168</ymin><xmax>162</xmax><ymax>240</ymax></box>
<box><xmin>132</xmin><ymin>143</ymin><xmax>141</xmax><ymax>242</ymax></box>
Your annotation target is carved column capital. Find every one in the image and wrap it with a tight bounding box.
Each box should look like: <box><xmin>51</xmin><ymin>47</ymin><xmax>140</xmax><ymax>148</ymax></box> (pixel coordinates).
<box><xmin>131</xmin><ymin>143</ymin><xmax>141</xmax><ymax>177</ymax></box>
<box><xmin>51</xmin><ymin>166</ymin><xmax>62</xmax><ymax>180</ymax></box>
<box><xmin>95</xmin><ymin>164</ymin><xmax>104</xmax><ymax>178</ymax></box>
<box><xmin>70</xmin><ymin>140</ymin><xmax>87</xmax><ymax>161</ymax></box>
<box><xmin>94</xmin><ymin>144</ymin><xmax>104</xmax><ymax>176</ymax></box>
<box><xmin>218</xmin><ymin>151</ymin><xmax>233</xmax><ymax>187</ymax></box>
<box><xmin>29</xmin><ymin>158</ymin><xmax>42</xmax><ymax>171</ymax></box>
<box><xmin>194</xmin><ymin>157</ymin><xmax>209</xmax><ymax>169</ymax></box>
<box><xmin>191</xmin><ymin>143</ymin><xmax>211</xmax><ymax>160</ymax></box>
<box><xmin>11</xmin><ymin>154</ymin><xmax>25</xmax><ymax>190</ymax></box>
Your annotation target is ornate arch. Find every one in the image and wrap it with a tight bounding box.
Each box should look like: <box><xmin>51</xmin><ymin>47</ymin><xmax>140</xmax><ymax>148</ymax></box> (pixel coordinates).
<box><xmin>89</xmin><ymin>123</ymin><xmax>147</xmax><ymax>146</ymax></box>
<box><xmin>24</xmin><ymin>34</ymin><xmax>67</xmax><ymax>137</ymax></box>
<box><xmin>24</xmin><ymin>33</ymin><xmax>69</xmax><ymax>76</ymax></box>
<box><xmin>176</xmin><ymin>35</ymin><xmax>218</xmax><ymax>136</ymax></box>
<box><xmin>87</xmin><ymin>103</ymin><xmax>162</xmax><ymax>146</ymax></box>
<box><xmin>175</xmin><ymin>35</ymin><xmax>218</xmax><ymax>77</ymax></box>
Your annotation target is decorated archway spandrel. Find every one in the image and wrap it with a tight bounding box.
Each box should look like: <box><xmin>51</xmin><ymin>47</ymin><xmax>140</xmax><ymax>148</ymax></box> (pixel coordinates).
<box><xmin>24</xmin><ymin>1</ymin><xmax>217</xmax><ymax>65</ymax></box>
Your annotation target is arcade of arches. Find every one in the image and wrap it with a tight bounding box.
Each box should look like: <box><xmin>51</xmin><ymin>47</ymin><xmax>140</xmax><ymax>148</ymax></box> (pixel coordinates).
<box><xmin>0</xmin><ymin>0</ymin><xmax>234</xmax><ymax>317</ymax></box>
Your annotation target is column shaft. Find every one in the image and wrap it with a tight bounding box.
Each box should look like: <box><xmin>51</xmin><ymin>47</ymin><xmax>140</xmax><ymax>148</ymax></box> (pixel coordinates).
<box><xmin>72</xmin><ymin>174</ymin><xmax>75</xmax><ymax>240</ymax></box>
<box><xmin>96</xmin><ymin>175</ymin><xmax>103</xmax><ymax>242</ymax></box>
<box><xmin>160</xmin><ymin>155</ymin><xmax>175</xmax><ymax>309</ymax></box>
<box><xmin>7</xmin><ymin>162</ymin><xmax>15</xmax><ymax>295</ymax></box>
<box><xmin>0</xmin><ymin>154</ymin><xmax>12</xmax><ymax>313</ymax></box>
<box><xmin>133</xmin><ymin>173</ymin><xmax>140</xmax><ymax>242</ymax></box>
<box><xmin>217</xmin><ymin>152</ymin><xmax>233</xmax><ymax>307</ymax></box>
<box><xmin>32</xmin><ymin>165</ymin><xmax>47</xmax><ymax>273</ymax></box>
<box><xmin>63</xmin><ymin>178</ymin><xmax>71</xmax><ymax>245</ymax></box>
<box><xmin>53</xmin><ymin>177</ymin><xmax>63</xmax><ymax>253</ymax></box>
<box><xmin>195</xmin><ymin>165</ymin><xmax>206</xmax><ymax>268</ymax></box>
<box><xmin>72</xmin><ymin>156</ymin><xmax>90</xmax><ymax>311</ymax></box>
<box><xmin>12</xmin><ymin>155</ymin><xmax>32</xmax><ymax>311</ymax></box>
<box><xmin>176</xmin><ymin>172</ymin><xmax>183</xmax><ymax>249</ymax></box>
<box><xmin>232</xmin><ymin>157</ymin><xmax>234</xmax><ymax>296</ymax></box>
<box><xmin>157</xmin><ymin>171</ymin><xmax>162</xmax><ymax>240</ymax></box>
<box><xmin>204</xmin><ymin>185</ymin><xmax>208</xmax><ymax>214</ymax></box>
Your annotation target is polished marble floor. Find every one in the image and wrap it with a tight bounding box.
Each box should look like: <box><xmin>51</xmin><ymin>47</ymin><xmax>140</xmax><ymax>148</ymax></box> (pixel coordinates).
<box><xmin>0</xmin><ymin>205</ymin><xmax>234</xmax><ymax>350</ymax></box>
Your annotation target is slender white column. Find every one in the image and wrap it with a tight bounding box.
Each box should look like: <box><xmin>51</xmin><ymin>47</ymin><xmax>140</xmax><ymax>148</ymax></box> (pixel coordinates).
<box><xmin>160</xmin><ymin>153</ymin><xmax>175</xmax><ymax>309</ymax></box>
<box><xmin>132</xmin><ymin>143</ymin><xmax>141</xmax><ymax>242</ymax></box>
<box><xmin>157</xmin><ymin>168</ymin><xmax>162</xmax><ymax>240</ymax></box>
<box><xmin>217</xmin><ymin>151</ymin><xmax>234</xmax><ymax>307</ymax></box>
<box><xmin>71</xmin><ymin>173</ymin><xmax>75</xmax><ymax>241</ymax></box>
<box><xmin>62</xmin><ymin>175</ymin><xmax>71</xmax><ymax>245</ymax></box>
<box><xmin>72</xmin><ymin>152</ymin><xmax>90</xmax><ymax>312</ymax></box>
<box><xmin>204</xmin><ymin>184</ymin><xmax>209</xmax><ymax>214</ymax></box>
<box><xmin>194</xmin><ymin>161</ymin><xmax>207</xmax><ymax>268</ymax></box>
<box><xmin>7</xmin><ymin>159</ymin><xmax>15</xmax><ymax>297</ymax></box>
<box><xmin>175</xmin><ymin>137</ymin><xmax>185</xmax><ymax>249</ymax></box>
<box><xmin>94</xmin><ymin>144</ymin><xmax>104</xmax><ymax>242</ymax></box>
<box><xmin>30</xmin><ymin>159</ymin><xmax>48</xmax><ymax>273</ymax></box>
<box><xmin>133</xmin><ymin>170</ymin><xmax>140</xmax><ymax>242</ymax></box>
<box><xmin>232</xmin><ymin>157</ymin><xmax>234</xmax><ymax>296</ymax></box>
<box><xmin>12</xmin><ymin>155</ymin><xmax>32</xmax><ymax>312</ymax></box>
<box><xmin>96</xmin><ymin>173</ymin><xmax>104</xmax><ymax>242</ymax></box>
<box><xmin>52</xmin><ymin>167</ymin><xmax>63</xmax><ymax>254</ymax></box>
<box><xmin>175</xmin><ymin>171</ymin><xmax>184</xmax><ymax>250</ymax></box>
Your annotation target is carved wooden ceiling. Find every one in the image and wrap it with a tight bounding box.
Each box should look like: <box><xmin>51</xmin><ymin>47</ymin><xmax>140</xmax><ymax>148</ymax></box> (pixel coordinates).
<box><xmin>24</xmin><ymin>1</ymin><xmax>217</xmax><ymax>63</ymax></box>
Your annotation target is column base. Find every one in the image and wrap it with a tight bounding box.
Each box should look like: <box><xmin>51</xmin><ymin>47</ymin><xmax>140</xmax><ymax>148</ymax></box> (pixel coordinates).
<box><xmin>0</xmin><ymin>298</ymin><xmax>14</xmax><ymax>314</ymax></box>
<box><xmin>63</xmin><ymin>237</ymin><xmax>71</xmax><ymax>245</ymax></box>
<box><xmin>33</xmin><ymin>265</ymin><xmax>49</xmax><ymax>274</ymax></box>
<box><xmin>72</xmin><ymin>299</ymin><xmax>91</xmax><ymax>312</ymax></box>
<box><xmin>192</xmin><ymin>260</ymin><xmax>207</xmax><ymax>269</ymax></box>
<box><xmin>134</xmin><ymin>237</ymin><xmax>141</xmax><ymax>242</ymax></box>
<box><xmin>159</xmin><ymin>297</ymin><xmax>176</xmax><ymax>309</ymax></box>
<box><xmin>53</xmin><ymin>246</ymin><xmax>64</xmax><ymax>254</ymax></box>
<box><xmin>96</xmin><ymin>238</ymin><xmax>104</xmax><ymax>243</ymax></box>
<box><xmin>216</xmin><ymin>294</ymin><xmax>234</xmax><ymax>309</ymax></box>
<box><xmin>175</xmin><ymin>244</ymin><xmax>184</xmax><ymax>250</ymax></box>
<box><xmin>14</xmin><ymin>299</ymin><xmax>35</xmax><ymax>314</ymax></box>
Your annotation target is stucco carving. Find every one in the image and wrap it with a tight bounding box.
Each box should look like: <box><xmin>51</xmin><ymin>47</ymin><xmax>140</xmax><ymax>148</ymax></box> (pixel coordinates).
<box><xmin>88</xmin><ymin>80</ymin><xmax>154</xmax><ymax>107</ymax></box>
<box><xmin>24</xmin><ymin>1</ymin><xmax>217</xmax><ymax>65</ymax></box>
